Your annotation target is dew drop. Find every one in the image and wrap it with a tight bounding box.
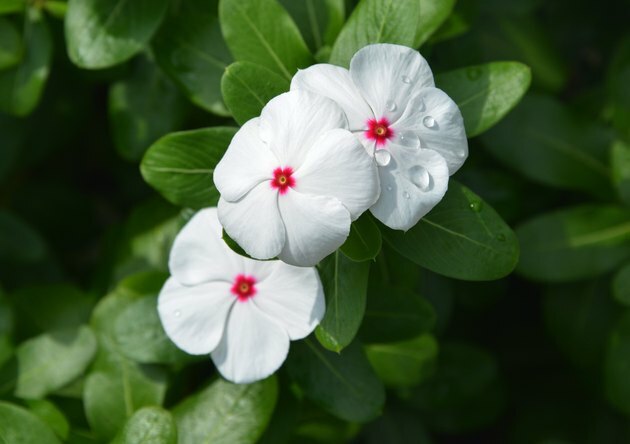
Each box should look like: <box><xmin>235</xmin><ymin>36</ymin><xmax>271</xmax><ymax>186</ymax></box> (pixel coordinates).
<box><xmin>386</xmin><ymin>100</ymin><xmax>397</xmax><ymax>112</ymax></box>
<box><xmin>423</xmin><ymin>115</ymin><xmax>436</xmax><ymax>128</ymax></box>
<box><xmin>401</xmin><ymin>75</ymin><xmax>412</xmax><ymax>84</ymax></box>
<box><xmin>375</xmin><ymin>149</ymin><xmax>391</xmax><ymax>166</ymax></box>
<box><xmin>386</xmin><ymin>185</ymin><xmax>393</xmax><ymax>191</ymax></box>
<box><xmin>403</xmin><ymin>191</ymin><xmax>411</xmax><ymax>199</ymax></box>
<box><xmin>409</xmin><ymin>166</ymin><xmax>431</xmax><ymax>190</ymax></box>
<box><xmin>456</xmin><ymin>148</ymin><xmax>467</xmax><ymax>158</ymax></box>
<box><xmin>174</xmin><ymin>310</ymin><xmax>181</xmax><ymax>317</ymax></box>
<box><xmin>497</xmin><ymin>233</ymin><xmax>507</xmax><ymax>242</ymax></box>
<box><xmin>397</xmin><ymin>130</ymin><xmax>420</xmax><ymax>149</ymax></box>
<box><xmin>469</xmin><ymin>201</ymin><xmax>483</xmax><ymax>212</ymax></box>
<box><xmin>416</xmin><ymin>98</ymin><xmax>425</xmax><ymax>112</ymax></box>
<box><xmin>467</xmin><ymin>67</ymin><xmax>482</xmax><ymax>81</ymax></box>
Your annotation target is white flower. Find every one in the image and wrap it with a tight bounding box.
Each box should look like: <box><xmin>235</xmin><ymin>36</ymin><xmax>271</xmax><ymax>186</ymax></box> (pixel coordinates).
<box><xmin>157</xmin><ymin>207</ymin><xmax>325</xmax><ymax>384</ymax></box>
<box><xmin>213</xmin><ymin>90</ymin><xmax>380</xmax><ymax>267</ymax></box>
<box><xmin>291</xmin><ymin>43</ymin><xmax>468</xmax><ymax>231</ymax></box>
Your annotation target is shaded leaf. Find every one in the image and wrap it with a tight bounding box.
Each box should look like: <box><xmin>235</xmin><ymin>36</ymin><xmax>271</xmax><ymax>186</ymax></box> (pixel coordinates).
<box><xmin>25</xmin><ymin>399</ymin><xmax>70</xmax><ymax>441</ymax></box>
<box><xmin>415</xmin><ymin>0</ymin><xmax>456</xmax><ymax>47</ymax></box>
<box><xmin>112</xmin><ymin>407</ymin><xmax>177</xmax><ymax>444</ymax></box>
<box><xmin>613</xmin><ymin>264</ymin><xmax>630</xmax><ymax>307</ymax></box>
<box><xmin>340</xmin><ymin>213</ymin><xmax>382</xmax><ymax>262</ymax></box>
<box><xmin>611</xmin><ymin>139</ymin><xmax>630</xmax><ymax>205</ymax></box>
<box><xmin>0</xmin><ymin>401</ymin><xmax>61</xmax><ymax>444</ymax></box>
<box><xmin>0</xmin><ymin>17</ymin><xmax>21</xmax><ymax>69</ymax></box>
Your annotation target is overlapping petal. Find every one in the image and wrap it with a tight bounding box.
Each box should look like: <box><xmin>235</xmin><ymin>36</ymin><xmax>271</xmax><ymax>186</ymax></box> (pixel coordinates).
<box><xmin>278</xmin><ymin>192</ymin><xmax>351</xmax><ymax>266</ymax></box>
<box><xmin>294</xmin><ymin>128</ymin><xmax>380</xmax><ymax>220</ymax></box>
<box><xmin>211</xmin><ymin>300</ymin><xmax>290</xmax><ymax>384</ymax></box>
<box><xmin>158</xmin><ymin>278</ymin><xmax>235</xmax><ymax>355</ymax></box>
<box><xmin>370</xmin><ymin>147</ymin><xmax>449</xmax><ymax>230</ymax></box>
<box><xmin>213</xmin><ymin>118</ymin><xmax>278</xmax><ymax>202</ymax></box>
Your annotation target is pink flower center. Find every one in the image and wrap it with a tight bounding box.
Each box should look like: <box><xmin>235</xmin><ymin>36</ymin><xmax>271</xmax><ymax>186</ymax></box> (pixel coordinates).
<box><xmin>365</xmin><ymin>117</ymin><xmax>394</xmax><ymax>147</ymax></box>
<box><xmin>231</xmin><ymin>274</ymin><xmax>257</xmax><ymax>302</ymax></box>
<box><xmin>271</xmin><ymin>167</ymin><xmax>295</xmax><ymax>194</ymax></box>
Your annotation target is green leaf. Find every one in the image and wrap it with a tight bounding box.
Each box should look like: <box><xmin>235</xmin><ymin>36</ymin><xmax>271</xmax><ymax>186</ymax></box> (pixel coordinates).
<box><xmin>0</xmin><ymin>210</ymin><xmax>47</xmax><ymax>262</ymax></box>
<box><xmin>65</xmin><ymin>0</ymin><xmax>169</xmax><ymax>69</ymax></box>
<box><xmin>0</xmin><ymin>11</ymin><xmax>52</xmax><ymax>116</ymax></box>
<box><xmin>113</xmin><ymin>293</ymin><xmax>188</xmax><ymax>365</ymax></box>
<box><xmin>365</xmin><ymin>334</ymin><xmax>438</xmax><ymax>388</ymax></box>
<box><xmin>315</xmin><ymin>252</ymin><xmax>370</xmax><ymax>352</ymax></box>
<box><xmin>0</xmin><ymin>0</ymin><xmax>23</xmax><ymax>14</ymax></box>
<box><xmin>612</xmin><ymin>140</ymin><xmax>630</xmax><ymax>205</ymax></box>
<box><xmin>141</xmin><ymin>127</ymin><xmax>237</xmax><ymax>209</ymax></box>
<box><xmin>613</xmin><ymin>264</ymin><xmax>630</xmax><ymax>307</ymax></box>
<box><xmin>279</xmin><ymin>0</ymin><xmax>345</xmax><ymax>51</ymax></box>
<box><xmin>0</xmin><ymin>114</ymin><xmax>23</xmax><ymax>183</ymax></box>
<box><xmin>605</xmin><ymin>312</ymin><xmax>630</xmax><ymax>417</ymax></box>
<box><xmin>360</xmin><ymin>283</ymin><xmax>435</xmax><ymax>343</ymax></box>
<box><xmin>340</xmin><ymin>213</ymin><xmax>382</xmax><ymax>262</ymax></box>
<box><xmin>436</xmin><ymin>62</ymin><xmax>531</xmax><ymax>137</ymax></box>
<box><xmin>382</xmin><ymin>180</ymin><xmax>519</xmax><ymax>281</ymax></box>
<box><xmin>25</xmin><ymin>399</ymin><xmax>70</xmax><ymax>441</ymax></box>
<box><xmin>414</xmin><ymin>0</ymin><xmax>456</xmax><ymax>47</ymax></box>
<box><xmin>109</xmin><ymin>57</ymin><xmax>187</xmax><ymax>162</ymax></box>
<box><xmin>219</xmin><ymin>0</ymin><xmax>313</xmax><ymax>80</ymax></box>
<box><xmin>173</xmin><ymin>377</ymin><xmax>278</xmax><ymax>444</ymax></box>
<box><xmin>112</xmin><ymin>407</ymin><xmax>177</xmax><ymax>444</ymax></box>
<box><xmin>0</xmin><ymin>401</ymin><xmax>61</xmax><ymax>444</ymax></box>
<box><xmin>43</xmin><ymin>1</ymin><xmax>68</xmax><ymax>19</ymax></box>
<box><xmin>608</xmin><ymin>37</ymin><xmax>630</xmax><ymax>142</ymax></box>
<box><xmin>329</xmin><ymin>0</ymin><xmax>420</xmax><ymax>67</ymax></box>
<box><xmin>516</xmin><ymin>205</ymin><xmax>630</xmax><ymax>282</ymax></box>
<box><xmin>221</xmin><ymin>61</ymin><xmax>289</xmax><ymax>125</ymax></box>
<box><xmin>15</xmin><ymin>326</ymin><xmax>97</xmax><ymax>399</ymax></box>
<box><xmin>0</xmin><ymin>17</ymin><xmax>21</xmax><ymax>69</ymax></box>
<box><xmin>481</xmin><ymin>94</ymin><xmax>612</xmax><ymax>196</ymax></box>
<box><xmin>287</xmin><ymin>339</ymin><xmax>385</xmax><ymax>422</ymax></box>
<box><xmin>152</xmin><ymin>0</ymin><xmax>232</xmax><ymax>115</ymax></box>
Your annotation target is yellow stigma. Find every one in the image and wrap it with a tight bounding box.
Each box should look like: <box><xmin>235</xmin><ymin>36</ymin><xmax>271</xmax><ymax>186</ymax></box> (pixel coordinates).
<box><xmin>279</xmin><ymin>175</ymin><xmax>287</xmax><ymax>185</ymax></box>
<box><xmin>375</xmin><ymin>126</ymin><xmax>386</xmax><ymax>136</ymax></box>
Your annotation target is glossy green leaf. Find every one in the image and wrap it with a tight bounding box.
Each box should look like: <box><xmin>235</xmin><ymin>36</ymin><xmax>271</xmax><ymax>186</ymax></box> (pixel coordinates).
<box><xmin>516</xmin><ymin>205</ymin><xmax>630</xmax><ymax>282</ymax></box>
<box><xmin>481</xmin><ymin>94</ymin><xmax>612</xmax><ymax>196</ymax></box>
<box><xmin>612</xmin><ymin>140</ymin><xmax>630</xmax><ymax>205</ymax></box>
<box><xmin>365</xmin><ymin>335</ymin><xmax>438</xmax><ymax>388</ymax></box>
<box><xmin>329</xmin><ymin>0</ymin><xmax>420</xmax><ymax>67</ymax></box>
<box><xmin>613</xmin><ymin>264</ymin><xmax>630</xmax><ymax>307</ymax></box>
<box><xmin>152</xmin><ymin>0</ymin><xmax>232</xmax><ymax>115</ymax></box>
<box><xmin>15</xmin><ymin>326</ymin><xmax>97</xmax><ymax>399</ymax></box>
<box><xmin>221</xmin><ymin>61</ymin><xmax>289</xmax><ymax>125</ymax></box>
<box><xmin>0</xmin><ymin>17</ymin><xmax>21</xmax><ymax>69</ymax></box>
<box><xmin>605</xmin><ymin>312</ymin><xmax>630</xmax><ymax>417</ymax></box>
<box><xmin>279</xmin><ymin>0</ymin><xmax>345</xmax><ymax>51</ymax></box>
<box><xmin>315</xmin><ymin>252</ymin><xmax>370</xmax><ymax>352</ymax></box>
<box><xmin>43</xmin><ymin>2</ymin><xmax>67</xmax><ymax>19</ymax></box>
<box><xmin>173</xmin><ymin>377</ymin><xmax>278</xmax><ymax>444</ymax></box>
<box><xmin>0</xmin><ymin>0</ymin><xmax>23</xmax><ymax>14</ymax></box>
<box><xmin>436</xmin><ymin>62</ymin><xmax>531</xmax><ymax>137</ymax></box>
<box><xmin>0</xmin><ymin>11</ymin><xmax>51</xmax><ymax>116</ymax></box>
<box><xmin>65</xmin><ymin>0</ymin><xmax>169</xmax><ymax>69</ymax></box>
<box><xmin>141</xmin><ymin>127</ymin><xmax>237</xmax><ymax>209</ymax></box>
<box><xmin>340</xmin><ymin>213</ymin><xmax>382</xmax><ymax>262</ymax></box>
<box><xmin>109</xmin><ymin>57</ymin><xmax>187</xmax><ymax>162</ymax></box>
<box><xmin>219</xmin><ymin>0</ymin><xmax>313</xmax><ymax>80</ymax></box>
<box><xmin>0</xmin><ymin>402</ymin><xmax>61</xmax><ymax>444</ymax></box>
<box><xmin>26</xmin><ymin>399</ymin><xmax>70</xmax><ymax>441</ymax></box>
<box><xmin>112</xmin><ymin>407</ymin><xmax>177</xmax><ymax>444</ymax></box>
<box><xmin>382</xmin><ymin>180</ymin><xmax>519</xmax><ymax>281</ymax></box>
<box><xmin>287</xmin><ymin>339</ymin><xmax>385</xmax><ymax>422</ymax></box>
<box><xmin>414</xmin><ymin>0</ymin><xmax>456</xmax><ymax>47</ymax></box>
<box><xmin>360</xmin><ymin>283</ymin><xmax>435</xmax><ymax>343</ymax></box>
<box><xmin>0</xmin><ymin>210</ymin><xmax>46</xmax><ymax>262</ymax></box>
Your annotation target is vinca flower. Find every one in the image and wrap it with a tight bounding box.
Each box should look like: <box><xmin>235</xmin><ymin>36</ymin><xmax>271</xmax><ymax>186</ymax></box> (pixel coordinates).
<box><xmin>214</xmin><ymin>90</ymin><xmax>380</xmax><ymax>267</ymax></box>
<box><xmin>158</xmin><ymin>207</ymin><xmax>325</xmax><ymax>384</ymax></box>
<box><xmin>291</xmin><ymin>43</ymin><xmax>468</xmax><ymax>230</ymax></box>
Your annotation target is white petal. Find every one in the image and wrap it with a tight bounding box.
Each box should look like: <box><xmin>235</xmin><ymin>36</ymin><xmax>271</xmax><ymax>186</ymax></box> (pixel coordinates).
<box><xmin>158</xmin><ymin>277</ymin><xmax>235</xmax><ymax>355</ymax></box>
<box><xmin>393</xmin><ymin>87</ymin><xmax>468</xmax><ymax>174</ymax></box>
<box><xmin>211</xmin><ymin>300</ymin><xmax>289</xmax><ymax>384</ymax></box>
<box><xmin>350</xmin><ymin>44</ymin><xmax>435</xmax><ymax>121</ymax></box>
<box><xmin>291</xmin><ymin>64</ymin><xmax>374</xmax><ymax>131</ymax></box>
<box><xmin>260</xmin><ymin>90</ymin><xmax>348</xmax><ymax>167</ymax></box>
<box><xmin>214</xmin><ymin>118</ymin><xmax>278</xmax><ymax>202</ymax></box>
<box><xmin>169</xmin><ymin>208</ymin><xmax>239</xmax><ymax>286</ymax></box>
<box><xmin>294</xmin><ymin>128</ymin><xmax>380</xmax><ymax>220</ymax></box>
<box><xmin>278</xmin><ymin>191</ymin><xmax>351</xmax><ymax>266</ymax></box>
<box><xmin>218</xmin><ymin>184</ymin><xmax>285</xmax><ymax>260</ymax></box>
<box><xmin>254</xmin><ymin>263</ymin><xmax>325</xmax><ymax>340</ymax></box>
<box><xmin>370</xmin><ymin>147</ymin><xmax>449</xmax><ymax>231</ymax></box>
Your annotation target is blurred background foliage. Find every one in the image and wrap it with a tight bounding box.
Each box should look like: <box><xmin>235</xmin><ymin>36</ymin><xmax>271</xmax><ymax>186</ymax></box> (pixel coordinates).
<box><xmin>0</xmin><ymin>0</ymin><xmax>629</xmax><ymax>442</ymax></box>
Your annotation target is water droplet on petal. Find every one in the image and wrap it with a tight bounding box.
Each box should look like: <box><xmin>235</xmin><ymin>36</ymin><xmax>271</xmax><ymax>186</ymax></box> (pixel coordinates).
<box><xmin>423</xmin><ymin>116</ymin><xmax>436</xmax><ymax>128</ymax></box>
<box><xmin>386</xmin><ymin>100</ymin><xmax>397</xmax><ymax>112</ymax></box>
<box><xmin>174</xmin><ymin>310</ymin><xmax>181</xmax><ymax>317</ymax></box>
<box><xmin>375</xmin><ymin>150</ymin><xmax>391</xmax><ymax>166</ymax></box>
<box><xmin>467</xmin><ymin>67</ymin><xmax>482</xmax><ymax>80</ymax></box>
<box><xmin>416</xmin><ymin>98</ymin><xmax>425</xmax><ymax>112</ymax></box>
<box><xmin>497</xmin><ymin>233</ymin><xmax>507</xmax><ymax>242</ymax></box>
<box><xmin>403</xmin><ymin>191</ymin><xmax>411</xmax><ymax>199</ymax></box>
<box><xmin>401</xmin><ymin>75</ymin><xmax>412</xmax><ymax>84</ymax></box>
<box><xmin>456</xmin><ymin>148</ymin><xmax>467</xmax><ymax>159</ymax></box>
<box><xmin>409</xmin><ymin>166</ymin><xmax>431</xmax><ymax>191</ymax></box>
<box><xmin>397</xmin><ymin>130</ymin><xmax>420</xmax><ymax>149</ymax></box>
<box><xmin>469</xmin><ymin>201</ymin><xmax>483</xmax><ymax>212</ymax></box>
<box><xmin>386</xmin><ymin>185</ymin><xmax>393</xmax><ymax>191</ymax></box>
